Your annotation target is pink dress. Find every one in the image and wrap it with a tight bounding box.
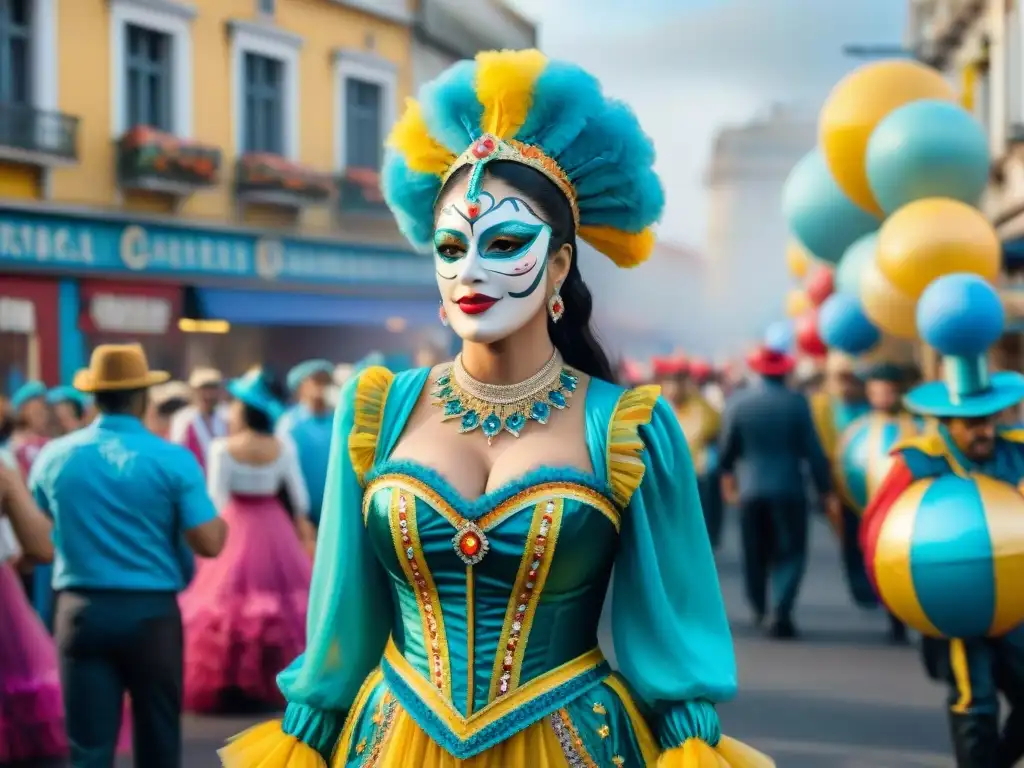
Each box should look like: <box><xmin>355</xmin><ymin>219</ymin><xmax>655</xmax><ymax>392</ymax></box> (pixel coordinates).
<box><xmin>179</xmin><ymin>438</ymin><xmax>312</xmax><ymax>712</ymax></box>
<box><xmin>168</xmin><ymin>406</ymin><xmax>227</xmax><ymax>473</ymax></box>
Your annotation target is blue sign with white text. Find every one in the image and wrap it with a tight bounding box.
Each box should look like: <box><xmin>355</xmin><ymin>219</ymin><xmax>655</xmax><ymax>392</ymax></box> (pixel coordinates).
<box><xmin>0</xmin><ymin>211</ymin><xmax>433</xmax><ymax>287</ymax></box>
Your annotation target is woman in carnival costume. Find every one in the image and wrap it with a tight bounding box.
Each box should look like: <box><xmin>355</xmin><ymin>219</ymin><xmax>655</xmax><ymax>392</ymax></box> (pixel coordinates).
<box><xmin>180</xmin><ymin>368</ymin><xmax>315</xmax><ymax>713</ymax></box>
<box><xmin>861</xmin><ymin>275</ymin><xmax>1024</xmax><ymax>767</ymax></box>
<box><xmin>221</xmin><ymin>50</ymin><xmax>772</xmax><ymax>768</ymax></box>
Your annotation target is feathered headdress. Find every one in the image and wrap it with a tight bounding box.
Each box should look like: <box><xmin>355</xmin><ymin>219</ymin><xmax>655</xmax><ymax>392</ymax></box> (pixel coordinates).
<box><xmin>382</xmin><ymin>49</ymin><xmax>664</xmax><ymax>268</ymax></box>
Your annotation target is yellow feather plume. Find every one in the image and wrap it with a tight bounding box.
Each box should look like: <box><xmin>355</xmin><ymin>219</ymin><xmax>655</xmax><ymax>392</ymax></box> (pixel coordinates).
<box><xmin>578</xmin><ymin>225</ymin><xmax>657</xmax><ymax>268</ymax></box>
<box><xmin>386</xmin><ymin>98</ymin><xmax>455</xmax><ymax>176</ymax></box>
<box><xmin>475</xmin><ymin>49</ymin><xmax>549</xmax><ymax>139</ymax></box>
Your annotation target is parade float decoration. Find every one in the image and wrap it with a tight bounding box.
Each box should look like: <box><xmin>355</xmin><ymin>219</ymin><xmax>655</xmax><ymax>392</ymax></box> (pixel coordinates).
<box><xmin>805</xmin><ymin>266</ymin><xmax>834</xmax><ymax>306</ymax></box>
<box><xmin>794</xmin><ymin>310</ymin><xmax>827</xmax><ymax>358</ymax></box>
<box><xmin>786</xmin><ymin>239</ymin><xmax>812</xmax><ymax>279</ymax></box>
<box><xmin>782</xmin><ymin>148</ymin><xmax>879</xmax><ymax>265</ymax></box>
<box><xmin>785</xmin><ymin>289</ymin><xmax>812</xmax><ymax>319</ymax></box>
<box><xmin>859</xmin><ymin>257</ymin><xmax>920</xmax><ymax>340</ymax></box>
<box><xmin>764</xmin><ymin>319</ymin><xmax>795</xmax><ymax>353</ymax></box>
<box><xmin>818</xmin><ymin>293</ymin><xmax>879</xmax><ymax>356</ymax></box>
<box><xmin>817</xmin><ymin>59</ymin><xmax>956</xmax><ymax>217</ymax></box>
<box><xmin>865</xmin><ymin>275</ymin><xmax>1024</xmax><ymax>638</ymax></box>
<box><xmin>836</xmin><ymin>409</ymin><xmax>924</xmax><ymax>514</ymax></box>
<box><xmin>835</xmin><ymin>232</ymin><xmax>877</xmax><ymax>297</ymax></box>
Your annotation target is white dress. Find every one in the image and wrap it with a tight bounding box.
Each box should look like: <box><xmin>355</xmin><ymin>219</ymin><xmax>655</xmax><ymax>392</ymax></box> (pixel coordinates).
<box><xmin>180</xmin><ymin>437</ymin><xmax>314</xmax><ymax>713</ymax></box>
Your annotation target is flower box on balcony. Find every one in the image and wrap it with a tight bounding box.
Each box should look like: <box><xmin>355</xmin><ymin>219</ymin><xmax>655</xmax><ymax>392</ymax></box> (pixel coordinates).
<box><xmin>235</xmin><ymin>152</ymin><xmax>334</xmax><ymax>205</ymax></box>
<box><xmin>337</xmin><ymin>166</ymin><xmax>390</xmax><ymax>216</ymax></box>
<box><xmin>117</xmin><ymin>126</ymin><xmax>221</xmax><ymax>193</ymax></box>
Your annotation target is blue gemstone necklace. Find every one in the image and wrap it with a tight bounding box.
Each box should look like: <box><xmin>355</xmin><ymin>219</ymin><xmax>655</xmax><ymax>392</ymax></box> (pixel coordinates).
<box><xmin>433</xmin><ymin>351</ymin><xmax>578</xmax><ymax>444</ymax></box>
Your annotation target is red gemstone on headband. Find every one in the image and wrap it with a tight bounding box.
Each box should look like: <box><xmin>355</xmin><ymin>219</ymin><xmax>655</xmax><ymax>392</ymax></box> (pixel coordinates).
<box><xmin>467</xmin><ymin>203</ymin><xmax>480</xmax><ymax>218</ymax></box>
<box><xmin>471</xmin><ymin>136</ymin><xmax>497</xmax><ymax>159</ymax></box>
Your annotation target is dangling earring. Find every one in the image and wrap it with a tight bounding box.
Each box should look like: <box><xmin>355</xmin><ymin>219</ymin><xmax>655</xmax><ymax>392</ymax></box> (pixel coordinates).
<box><xmin>548</xmin><ymin>285</ymin><xmax>565</xmax><ymax>323</ymax></box>
<box><xmin>439</xmin><ymin>300</ymin><xmax>449</xmax><ymax>327</ymax></box>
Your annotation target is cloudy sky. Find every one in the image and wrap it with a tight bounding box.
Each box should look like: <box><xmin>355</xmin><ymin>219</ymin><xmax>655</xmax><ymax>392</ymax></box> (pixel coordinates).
<box><xmin>507</xmin><ymin>0</ymin><xmax>907</xmax><ymax>249</ymax></box>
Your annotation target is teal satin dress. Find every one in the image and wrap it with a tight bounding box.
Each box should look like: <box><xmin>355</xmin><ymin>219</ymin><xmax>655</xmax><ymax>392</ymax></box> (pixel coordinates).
<box><xmin>227</xmin><ymin>366</ymin><xmax>748</xmax><ymax>766</ymax></box>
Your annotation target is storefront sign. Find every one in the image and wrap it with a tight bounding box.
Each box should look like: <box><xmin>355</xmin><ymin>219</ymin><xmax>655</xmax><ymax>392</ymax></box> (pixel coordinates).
<box><xmin>0</xmin><ymin>212</ymin><xmax>433</xmax><ymax>287</ymax></box>
<box><xmin>0</xmin><ymin>297</ymin><xmax>35</xmax><ymax>333</ymax></box>
<box><xmin>89</xmin><ymin>293</ymin><xmax>172</xmax><ymax>334</ymax></box>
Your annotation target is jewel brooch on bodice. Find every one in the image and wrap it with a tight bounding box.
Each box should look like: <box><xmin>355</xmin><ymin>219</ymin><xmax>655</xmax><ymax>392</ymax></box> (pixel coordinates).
<box><xmin>432</xmin><ymin>351</ymin><xmax>578</xmax><ymax>444</ymax></box>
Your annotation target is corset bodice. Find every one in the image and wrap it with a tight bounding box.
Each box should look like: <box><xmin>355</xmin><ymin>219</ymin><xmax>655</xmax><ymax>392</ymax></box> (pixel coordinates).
<box><xmin>362</xmin><ymin>459</ymin><xmax>620</xmax><ymax>719</ymax></box>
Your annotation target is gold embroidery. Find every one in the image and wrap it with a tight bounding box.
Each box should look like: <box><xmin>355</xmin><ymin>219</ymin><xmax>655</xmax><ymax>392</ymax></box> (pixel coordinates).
<box><xmin>488</xmin><ymin>498</ymin><xmax>564</xmax><ymax>701</ymax></box>
<box><xmin>612</xmin><ymin>757</ymin><xmax>625</xmax><ymax>766</ymax></box>
<box><xmin>592</xmin><ymin>703</ymin><xmax>606</xmax><ymax>715</ymax></box>
<box><xmin>356</xmin><ymin>739</ymin><xmax>366</xmax><ymax>754</ymax></box>
<box><xmin>365</xmin><ymin>692</ymin><xmax>397</xmax><ymax>766</ymax></box>
<box><xmin>365</xmin><ymin>475</ymin><xmax>619</xmax><ymax>532</ymax></box>
<box><xmin>334</xmin><ymin>668</ymin><xmax>384</xmax><ymax>762</ymax></box>
<box><xmin>597</xmin><ymin>724</ymin><xmax>610</xmax><ymax>739</ymax></box>
<box><xmin>388</xmin><ymin>490</ymin><xmax>451</xmax><ymax>697</ymax></box>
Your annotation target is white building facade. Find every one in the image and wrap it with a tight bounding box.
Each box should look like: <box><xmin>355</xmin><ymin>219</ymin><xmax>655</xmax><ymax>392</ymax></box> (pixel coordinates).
<box><xmin>412</xmin><ymin>0</ymin><xmax>537</xmax><ymax>92</ymax></box>
<box><xmin>703</xmin><ymin>105</ymin><xmax>817</xmax><ymax>356</ymax></box>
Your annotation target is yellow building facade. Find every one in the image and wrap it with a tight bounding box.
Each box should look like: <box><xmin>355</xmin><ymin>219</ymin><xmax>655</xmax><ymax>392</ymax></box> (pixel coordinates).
<box><xmin>0</xmin><ymin>0</ymin><xmax>452</xmax><ymax>387</ymax></box>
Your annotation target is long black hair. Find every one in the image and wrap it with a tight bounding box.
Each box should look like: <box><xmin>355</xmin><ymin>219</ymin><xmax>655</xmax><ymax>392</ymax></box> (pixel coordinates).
<box><xmin>241</xmin><ymin>368</ymin><xmax>288</xmax><ymax>435</ymax></box>
<box><xmin>439</xmin><ymin>161</ymin><xmax>616</xmax><ymax>382</ymax></box>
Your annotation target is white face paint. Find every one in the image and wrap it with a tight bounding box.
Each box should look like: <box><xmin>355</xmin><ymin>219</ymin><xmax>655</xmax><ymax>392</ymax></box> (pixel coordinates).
<box><xmin>434</xmin><ymin>189</ymin><xmax>552</xmax><ymax>343</ymax></box>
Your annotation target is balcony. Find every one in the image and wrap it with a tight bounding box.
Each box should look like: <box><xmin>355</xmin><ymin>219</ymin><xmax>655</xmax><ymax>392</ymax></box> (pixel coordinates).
<box><xmin>235</xmin><ymin>153</ymin><xmax>334</xmax><ymax>207</ymax></box>
<box><xmin>337</xmin><ymin>167</ymin><xmax>390</xmax><ymax>217</ymax></box>
<box><xmin>117</xmin><ymin>126</ymin><xmax>221</xmax><ymax>195</ymax></box>
<box><xmin>0</xmin><ymin>101</ymin><xmax>79</xmax><ymax>166</ymax></box>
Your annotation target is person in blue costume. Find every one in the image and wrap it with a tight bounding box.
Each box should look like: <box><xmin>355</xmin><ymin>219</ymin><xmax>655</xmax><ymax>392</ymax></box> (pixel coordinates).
<box><xmin>861</xmin><ymin>276</ymin><xmax>1024</xmax><ymax>768</ymax></box>
<box><xmin>220</xmin><ymin>50</ymin><xmax>773</xmax><ymax>768</ymax></box>
<box><xmin>278</xmin><ymin>360</ymin><xmax>336</xmax><ymax>526</ymax></box>
<box><xmin>719</xmin><ymin>345</ymin><xmax>835</xmax><ymax>640</ymax></box>
<box><xmin>836</xmin><ymin>361</ymin><xmax>919</xmax><ymax>644</ymax></box>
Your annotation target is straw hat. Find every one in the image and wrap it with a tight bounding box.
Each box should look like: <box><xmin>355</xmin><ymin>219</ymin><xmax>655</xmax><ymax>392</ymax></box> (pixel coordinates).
<box><xmin>150</xmin><ymin>380</ymin><xmax>192</xmax><ymax>405</ymax></box>
<box><xmin>73</xmin><ymin>344</ymin><xmax>170</xmax><ymax>393</ymax></box>
<box><xmin>188</xmin><ymin>367</ymin><xmax>223</xmax><ymax>389</ymax></box>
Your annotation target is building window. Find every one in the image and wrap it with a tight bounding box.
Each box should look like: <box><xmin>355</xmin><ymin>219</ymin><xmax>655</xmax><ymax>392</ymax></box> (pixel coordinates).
<box><xmin>243</xmin><ymin>52</ymin><xmax>284</xmax><ymax>154</ymax></box>
<box><xmin>345</xmin><ymin>78</ymin><xmax>382</xmax><ymax>169</ymax></box>
<box><xmin>110</xmin><ymin>0</ymin><xmax>194</xmax><ymax>138</ymax></box>
<box><xmin>230</xmin><ymin>21</ymin><xmax>301</xmax><ymax>160</ymax></box>
<box><xmin>333</xmin><ymin>51</ymin><xmax>396</xmax><ymax>172</ymax></box>
<box><xmin>0</xmin><ymin>0</ymin><xmax>31</xmax><ymax>104</ymax></box>
<box><xmin>257</xmin><ymin>0</ymin><xmax>274</xmax><ymax>15</ymax></box>
<box><xmin>125</xmin><ymin>24</ymin><xmax>172</xmax><ymax>131</ymax></box>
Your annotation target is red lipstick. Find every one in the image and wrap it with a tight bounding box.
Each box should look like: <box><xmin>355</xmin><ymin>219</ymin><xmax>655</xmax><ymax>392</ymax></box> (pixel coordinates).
<box><xmin>455</xmin><ymin>294</ymin><xmax>499</xmax><ymax>315</ymax></box>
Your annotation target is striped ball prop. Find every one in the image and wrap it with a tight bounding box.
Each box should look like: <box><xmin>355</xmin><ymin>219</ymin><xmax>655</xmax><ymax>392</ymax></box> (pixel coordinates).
<box><xmin>867</xmin><ymin>474</ymin><xmax>1024</xmax><ymax>638</ymax></box>
<box><xmin>836</xmin><ymin>412</ymin><xmax>924</xmax><ymax>513</ymax></box>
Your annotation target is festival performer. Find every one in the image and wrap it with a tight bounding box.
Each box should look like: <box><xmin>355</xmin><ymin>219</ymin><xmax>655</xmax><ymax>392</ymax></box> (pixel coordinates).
<box><xmin>146</xmin><ymin>381</ymin><xmax>193</xmax><ymax>438</ymax></box>
<box><xmin>47</xmin><ymin>385</ymin><xmax>93</xmax><ymax>435</ymax></box>
<box><xmin>221</xmin><ymin>49</ymin><xmax>772</xmax><ymax>768</ymax></box>
<box><xmin>8</xmin><ymin>380</ymin><xmax>50</xmax><ymax>477</ymax></box>
<box><xmin>719</xmin><ymin>344</ymin><xmax>836</xmax><ymax>639</ymax></box>
<box><xmin>170</xmin><ymin>367</ymin><xmax>228</xmax><ymax>472</ymax></box>
<box><xmin>181</xmin><ymin>368</ymin><xmax>314</xmax><ymax>714</ymax></box>
<box><xmin>834</xmin><ymin>362</ymin><xmax>922</xmax><ymax>643</ymax></box>
<box><xmin>0</xmin><ymin>447</ymin><xmax>66</xmax><ymax>765</ymax></box>
<box><xmin>277</xmin><ymin>359</ymin><xmax>336</xmax><ymax>526</ymax></box>
<box><xmin>861</xmin><ymin>277</ymin><xmax>1024</xmax><ymax>767</ymax></box>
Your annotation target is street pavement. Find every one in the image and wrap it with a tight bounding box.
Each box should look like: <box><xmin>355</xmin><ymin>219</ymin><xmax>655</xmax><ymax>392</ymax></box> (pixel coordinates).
<box><xmin>146</xmin><ymin>515</ymin><xmax>952</xmax><ymax>767</ymax></box>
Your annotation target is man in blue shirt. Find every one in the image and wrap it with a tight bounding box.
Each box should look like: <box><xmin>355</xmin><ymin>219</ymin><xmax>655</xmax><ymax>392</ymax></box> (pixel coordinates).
<box><xmin>29</xmin><ymin>344</ymin><xmax>227</xmax><ymax>768</ymax></box>
<box><xmin>277</xmin><ymin>359</ymin><xmax>335</xmax><ymax>525</ymax></box>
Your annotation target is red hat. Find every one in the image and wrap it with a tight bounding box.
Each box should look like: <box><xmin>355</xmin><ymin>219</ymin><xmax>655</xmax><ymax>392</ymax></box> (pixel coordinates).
<box><xmin>651</xmin><ymin>355</ymin><xmax>689</xmax><ymax>377</ymax></box>
<box><xmin>746</xmin><ymin>345</ymin><xmax>796</xmax><ymax>377</ymax></box>
<box><xmin>689</xmin><ymin>358</ymin><xmax>713</xmax><ymax>382</ymax></box>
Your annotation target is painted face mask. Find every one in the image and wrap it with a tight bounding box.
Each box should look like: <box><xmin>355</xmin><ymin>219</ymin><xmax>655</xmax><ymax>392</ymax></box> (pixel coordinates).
<box><xmin>434</xmin><ymin>190</ymin><xmax>552</xmax><ymax>343</ymax></box>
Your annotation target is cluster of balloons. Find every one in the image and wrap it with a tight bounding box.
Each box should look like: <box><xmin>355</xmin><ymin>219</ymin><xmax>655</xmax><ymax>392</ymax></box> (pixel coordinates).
<box><xmin>779</xmin><ymin>59</ymin><xmax>1001</xmax><ymax>358</ymax></box>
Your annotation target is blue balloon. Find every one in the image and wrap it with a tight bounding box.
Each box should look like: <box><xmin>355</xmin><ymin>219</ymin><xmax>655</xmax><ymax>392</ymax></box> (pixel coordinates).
<box><xmin>835</xmin><ymin>232</ymin><xmax>878</xmax><ymax>297</ymax></box>
<box><xmin>765</xmin><ymin>320</ymin><xmax>795</xmax><ymax>353</ymax></box>
<box><xmin>917</xmin><ymin>274</ymin><xmax>1004</xmax><ymax>356</ymax></box>
<box><xmin>782</xmin><ymin>149</ymin><xmax>879</xmax><ymax>265</ymax></box>
<box><xmin>867</xmin><ymin>100</ymin><xmax>990</xmax><ymax>216</ymax></box>
<box><xmin>818</xmin><ymin>292</ymin><xmax>880</xmax><ymax>355</ymax></box>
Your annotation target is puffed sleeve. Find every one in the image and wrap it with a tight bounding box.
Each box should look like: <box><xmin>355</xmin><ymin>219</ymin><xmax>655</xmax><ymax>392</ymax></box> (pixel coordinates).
<box><xmin>220</xmin><ymin>368</ymin><xmax>395</xmax><ymax>767</ymax></box>
<box><xmin>609</xmin><ymin>392</ymin><xmax>774</xmax><ymax>768</ymax></box>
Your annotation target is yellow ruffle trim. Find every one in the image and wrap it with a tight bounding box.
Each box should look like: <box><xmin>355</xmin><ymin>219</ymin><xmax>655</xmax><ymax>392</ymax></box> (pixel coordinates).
<box><xmin>606</xmin><ymin>384</ymin><xmax>661</xmax><ymax>510</ymax></box>
<box><xmin>219</xmin><ymin>721</ymin><xmax>327</xmax><ymax>768</ymax></box>
<box><xmin>347</xmin><ymin>366</ymin><xmax>395</xmax><ymax>486</ymax></box>
<box><xmin>658</xmin><ymin>736</ymin><xmax>776</xmax><ymax>768</ymax></box>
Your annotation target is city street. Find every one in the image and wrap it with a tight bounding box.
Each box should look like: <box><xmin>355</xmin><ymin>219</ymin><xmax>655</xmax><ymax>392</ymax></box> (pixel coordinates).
<box><xmin>152</xmin><ymin>515</ymin><xmax>952</xmax><ymax>768</ymax></box>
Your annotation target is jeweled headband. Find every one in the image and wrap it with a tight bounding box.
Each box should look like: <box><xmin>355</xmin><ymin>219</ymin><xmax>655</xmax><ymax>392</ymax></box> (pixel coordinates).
<box><xmin>381</xmin><ymin>49</ymin><xmax>665</xmax><ymax>269</ymax></box>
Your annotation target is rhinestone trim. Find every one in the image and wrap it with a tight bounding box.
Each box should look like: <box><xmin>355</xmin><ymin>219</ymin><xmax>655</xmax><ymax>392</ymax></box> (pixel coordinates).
<box><xmin>550</xmin><ymin>709</ymin><xmax>598</xmax><ymax>768</ymax></box>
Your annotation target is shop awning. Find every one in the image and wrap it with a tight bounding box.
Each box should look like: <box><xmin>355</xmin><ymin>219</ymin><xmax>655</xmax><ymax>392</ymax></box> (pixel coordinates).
<box><xmin>192</xmin><ymin>288</ymin><xmax>438</xmax><ymax>328</ymax></box>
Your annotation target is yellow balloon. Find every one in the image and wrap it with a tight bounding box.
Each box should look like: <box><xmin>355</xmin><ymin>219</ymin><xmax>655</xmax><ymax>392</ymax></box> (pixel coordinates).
<box><xmin>860</xmin><ymin>259</ymin><xmax>918</xmax><ymax>339</ymax></box>
<box><xmin>785</xmin><ymin>289</ymin><xmax>812</xmax><ymax>318</ymax></box>
<box><xmin>876</xmin><ymin>198</ymin><xmax>1001</xmax><ymax>299</ymax></box>
<box><xmin>786</xmin><ymin>239</ymin><xmax>810</xmax><ymax>279</ymax></box>
<box><xmin>819</xmin><ymin>59</ymin><xmax>957</xmax><ymax>216</ymax></box>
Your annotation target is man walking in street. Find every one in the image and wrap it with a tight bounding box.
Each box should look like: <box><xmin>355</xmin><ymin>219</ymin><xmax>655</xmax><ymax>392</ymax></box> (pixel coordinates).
<box><xmin>719</xmin><ymin>344</ymin><xmax>837</xmax><ymax>639</ymax></box>
<box><xmin>29</xmin><ymin>344</ymin><xmax>228</xmax><ymax>768</ymax></box>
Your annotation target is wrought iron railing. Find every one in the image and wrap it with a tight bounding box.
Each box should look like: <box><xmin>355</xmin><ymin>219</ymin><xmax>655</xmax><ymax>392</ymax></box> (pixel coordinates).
<box><xmin>0</xmin><ymin>101</ymin><xmax>79</xmax><ymax>160</ymax></box>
